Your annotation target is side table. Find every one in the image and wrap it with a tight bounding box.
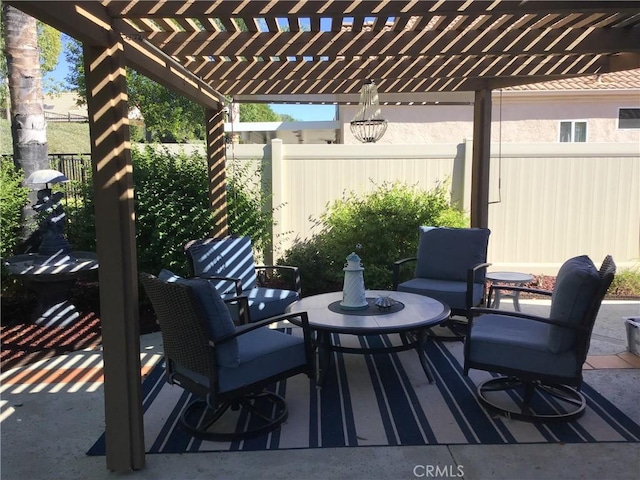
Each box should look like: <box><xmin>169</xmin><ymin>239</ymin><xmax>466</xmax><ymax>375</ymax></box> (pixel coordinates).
<box><xmin>486</xmin><ymin>271</ymin><xmax>534</xmax><ymax>311</ymax></box>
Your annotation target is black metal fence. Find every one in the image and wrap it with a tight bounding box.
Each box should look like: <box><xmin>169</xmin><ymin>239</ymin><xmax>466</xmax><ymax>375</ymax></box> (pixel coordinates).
<box><xmin>48</xmin><ymin>153</ymin><xmax>92</xmax><ymax>206</ymax></box>
<box><xmin>1</xmin><ymin>153</ymin><xmax>92</xmax><ymax>242</ymax></box>
<box><xmin>48</xmin><ymin>153</ymin><xmax>91</xmax><ymax>183</ymax></box>
<box><xmin>1</xmin><ymin>152</ymin><xmax>91</xmax><ymax>204</ymax></box>
<box><xmin>50</xmin><ymin>154</ymin><xmax>92</xmax><ymax>242</ymax></box>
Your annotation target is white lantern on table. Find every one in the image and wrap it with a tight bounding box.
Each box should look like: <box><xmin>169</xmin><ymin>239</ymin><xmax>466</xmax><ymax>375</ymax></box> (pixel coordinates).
<box><xmin>340</xmin><ymin>252</ymin><xmax>368</xmax><ymax>310</ymax></box>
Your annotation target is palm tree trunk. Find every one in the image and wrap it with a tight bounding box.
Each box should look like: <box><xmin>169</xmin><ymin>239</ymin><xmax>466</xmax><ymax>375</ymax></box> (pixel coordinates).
<box><xmin>3</xmin><ymin>4</ymin><xmax>49</xmax><ymax>247</ymax></box>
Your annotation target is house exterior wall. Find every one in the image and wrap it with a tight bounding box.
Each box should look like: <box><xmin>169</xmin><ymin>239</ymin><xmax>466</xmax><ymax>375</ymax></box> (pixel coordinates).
<box><xmin>43</xmin><ymin>92</ymin><xmax>88</xmax><ymax>116</ymax></box>
<box><xmin>340</xmin><ymin>90</ymin><xmax>640</xmax><ymax>144</ymax></box>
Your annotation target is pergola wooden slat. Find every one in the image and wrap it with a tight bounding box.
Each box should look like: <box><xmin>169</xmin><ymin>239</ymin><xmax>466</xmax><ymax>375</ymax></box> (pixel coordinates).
<box><xmin>23</xmin><ymin>1</ymin><xmax>635</xmax><ymax>102</ymax></box>
<box><xmin>6</xmin><ymin>0</ymin><xmax>640</xmax><ymax>474</ymax></box>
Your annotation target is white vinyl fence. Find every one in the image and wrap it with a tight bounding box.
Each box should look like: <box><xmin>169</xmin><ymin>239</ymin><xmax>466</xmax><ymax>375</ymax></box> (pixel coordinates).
<box><xmin>225</xmin><ymin>139</ymin><xmax>639</xmax><ymax>275</ymax></box>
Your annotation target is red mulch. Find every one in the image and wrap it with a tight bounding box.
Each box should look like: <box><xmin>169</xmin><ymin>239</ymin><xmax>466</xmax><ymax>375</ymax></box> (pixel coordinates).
<box><xmin>1</xmin><ymin>313</ymin><xmax>103</xmax><ymax>372</ymax></box>
<box><xmin>1</xmin><ymin>281</ymin><xmax>159</xmax><ymax>372</ymax></box>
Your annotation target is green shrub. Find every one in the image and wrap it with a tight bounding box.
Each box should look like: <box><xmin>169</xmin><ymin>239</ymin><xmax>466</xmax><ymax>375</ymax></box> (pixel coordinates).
<box><xmin>226</xmin><ymin>160</ymin><xmax>275</xmax><ymax>256</ymax></box>
<box><xmin>63</xmin><ymin>160</ymin><xmax>96</xmax><ymax>252</ymax></box>
<box><xmin>609</xmin><ymin>264</ymin><xmax>640</xmax><ymax>298</ymax></box>
<box><xmin>278</xmin><ymin>233</ymin><xmax>342</xmax><ymax>294</ymax></box>
<box><xmin>0</xmin><ymin>159</ymin><xmax>30</xmax><ymax>294</ymax></box>
<box><xmin>280</xmin><ymin>180</ymin><xmax>468</xmax><ymax>295</ymax></box>
<box><xmin>130</xmin><ymin>146</ymin><xmax>215</xmax><ymax>275</ymax></box>
<box><xmin>65</xmin><ymin>146</ymin><xmax>275</xmax><ymax>276</ymax></box>
<box><xmin>0</xmin><ymin>159</ymin><xmax>29</xmax><ymax>259</ymax></box>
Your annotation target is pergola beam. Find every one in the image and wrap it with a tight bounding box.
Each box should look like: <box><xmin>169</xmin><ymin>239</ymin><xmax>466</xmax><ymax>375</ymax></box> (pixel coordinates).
<box><xmin>83</xmin><ymin>37</ymin><xmax>145</xmax><ymax>473</ymax></box>
<box><xmin>9</xmin><ymin>1</ymin><xmax>225</xmax><ymax>110</ymax></box>
<box><xmin>471</xmin><ymin>89</ymin><xmax>492</xmax><ymax>229</ymax></box>
<box><xmin>186</xmin><ymin>55</ymin><xmax>615</xmax><ymax>87</ymax></box>
<box><xmin>13</xmin><ymin>1</ymin><xmax>637</xmax><ymax>99</ymax></box>
<box><xmin>146</xmin><ymin>28</ymin><xmax>639</xmax><ymax>58</ymax></box>
<box><xmin>105</xmin><ymin>1</ymin><xmax>640</xmax><ymax>18</ymax></box>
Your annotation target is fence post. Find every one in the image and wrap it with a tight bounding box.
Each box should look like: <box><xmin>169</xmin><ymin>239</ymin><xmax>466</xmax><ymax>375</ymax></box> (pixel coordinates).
<box><xmin>205</xmin><ymin>108</ymin><xmax>228</xmax><ymax>238</ymax></box>
<box><xmin>463</xmin><ymin>138</ymin><xmax>473</xmax><ymax>215</ymax></box>
<box><xmin>267</xmin><ymin>139</ymin><xmax>284</xmax><ymax>264</ymax></box>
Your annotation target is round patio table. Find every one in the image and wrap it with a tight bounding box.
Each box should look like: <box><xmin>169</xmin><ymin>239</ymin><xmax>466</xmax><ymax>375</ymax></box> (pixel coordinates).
<box><xmin>286</xmin><ymin>290</ymin><xmax>450</xmax><ymax>385</ymax></box>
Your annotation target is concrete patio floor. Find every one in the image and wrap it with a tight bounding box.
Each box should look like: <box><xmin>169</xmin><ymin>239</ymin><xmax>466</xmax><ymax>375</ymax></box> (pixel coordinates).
<box><xmin>1</xmin><ymin>299</ymin><xmax>639</xmax><ymax>480</ymax></box>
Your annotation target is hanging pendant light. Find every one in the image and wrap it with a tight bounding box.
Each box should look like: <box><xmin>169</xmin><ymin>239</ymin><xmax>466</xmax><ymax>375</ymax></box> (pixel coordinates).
<box><xmin>350</xmin><ymin>79</ymin><xmax>387</xmax><ymax>143</ymax></box>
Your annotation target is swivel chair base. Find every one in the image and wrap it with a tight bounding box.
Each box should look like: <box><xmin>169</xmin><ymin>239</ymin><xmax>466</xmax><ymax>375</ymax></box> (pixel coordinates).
<box><xmin>181</xmin><ymin>391</ymin><xmax>288</xmax><ymax>441</ymax></box>
<box><xmin>427</xmin><ymin>316</ymin><xmax>468</xmax><ymax>341</ymax></box>
<box><xmin>477</xmin><ymin>377</ymin><xmax>586</xmax><ymax>422</ymax></box>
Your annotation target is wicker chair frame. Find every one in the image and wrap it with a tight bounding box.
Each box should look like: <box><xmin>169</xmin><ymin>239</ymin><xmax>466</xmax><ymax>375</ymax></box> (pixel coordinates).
<box><xmin>140</xmin><ymin>273</ymin><xmax>313</xmax><ymax>440</ymax></box>
<box><xmin>463</xmin><ymin>256</ymin><xmax>616</xmax><ymax>422</ymax></box>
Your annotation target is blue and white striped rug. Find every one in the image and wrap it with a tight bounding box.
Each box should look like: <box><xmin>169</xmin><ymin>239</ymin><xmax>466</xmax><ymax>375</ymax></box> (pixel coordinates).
<box><xmin>88</xmin><ymin>332</ymin><xmax>640</xmax><ymax>454</ymax></box>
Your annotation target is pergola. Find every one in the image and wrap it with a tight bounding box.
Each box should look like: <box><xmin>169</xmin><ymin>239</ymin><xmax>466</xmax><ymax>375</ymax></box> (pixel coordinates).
<box><xmin>7</xmin><ymin>0</ymin><xmax>640</xmax><ymax>472</ymax></box>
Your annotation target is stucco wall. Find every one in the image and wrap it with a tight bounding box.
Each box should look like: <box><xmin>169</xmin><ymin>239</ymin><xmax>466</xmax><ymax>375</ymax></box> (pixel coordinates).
<box><xmin>340</xmin><ymin>90</ymin><xmax>640</xmax><ymax>144</ymax></box>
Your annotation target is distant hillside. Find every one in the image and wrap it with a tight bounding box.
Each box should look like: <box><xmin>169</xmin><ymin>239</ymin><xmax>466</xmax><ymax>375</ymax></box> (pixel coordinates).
<box><xmin>1</xmin><ymin>119</ymin><xmax>91</xmax><ymax>155</ymax></box>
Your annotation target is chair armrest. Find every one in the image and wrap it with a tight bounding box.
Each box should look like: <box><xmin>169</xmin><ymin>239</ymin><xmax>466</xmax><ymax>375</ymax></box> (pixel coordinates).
<box><xmin>392</xmin><ymin>257</ymin><xmax>417</xmax><ymax>290</ymax></box>
<box><xmin>255</xmin><ymin>264</ymin><xmax>302</xmax><ymax>295</ymax></box>
<box><xmin>194</xmin><ymin>274</ymin><xmax>243</xmax><ymax>296</ymax></box>
<box><xmin>466</xmin><ymin>262</ymin><xmax>491</xmax><ymax>312</ymax></box>
<box><xmin>223</xmin><ymin>295</ymin><xmax>250</xmax><ymax>325</ymax></box>
<box><xmin>469</xmin><ymin>307</ymin><xmax>590</xmax><ymax>333</ymax></box>
<box><xmin>489</xmin><ymin>284</ymin><xmax>552</xmax><ymax>296</ymax></box>
<box><xmin>486</xmin><ymin>284</ymin><xmax>551</xmax><ymax>309</ymax></box>
<box><xmin>215</xmin><ymin>311</ymin><xmax>310</xmax><ymax>343</ymax></box>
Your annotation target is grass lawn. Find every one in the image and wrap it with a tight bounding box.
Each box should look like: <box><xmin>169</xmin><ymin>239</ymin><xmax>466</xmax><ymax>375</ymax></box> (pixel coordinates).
<box><xmin>1</xmin><ymin>119</ymin><xmax>91</xmax><ymax>155</ymax></box>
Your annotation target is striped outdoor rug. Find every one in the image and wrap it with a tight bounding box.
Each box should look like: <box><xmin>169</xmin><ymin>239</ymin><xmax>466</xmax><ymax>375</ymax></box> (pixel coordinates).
<box><xmin>88</xmin><ymin>331</ymin><xmax>640</xmax><ymax>454</ymax></box>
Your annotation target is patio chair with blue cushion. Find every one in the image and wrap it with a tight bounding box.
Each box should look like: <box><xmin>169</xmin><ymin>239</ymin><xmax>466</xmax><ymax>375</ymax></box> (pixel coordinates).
<box><xmin>392</xmin><ymin>226</ymin><xmax>491</xmax><ymax>339</ymax></box>
<box><xmin>463</xmin><ymin>255</ymin><xmax>615</xmax><ymax>422</ymax></box>
<box><xmin>185</xmin><ymin>236</ymin><xmax>301</xmax><ymax>322</ymax></box>
<box><xmin>140</xmin><ymin>270</ymin><xmax>314</xmax><ymax>440</ymax></box>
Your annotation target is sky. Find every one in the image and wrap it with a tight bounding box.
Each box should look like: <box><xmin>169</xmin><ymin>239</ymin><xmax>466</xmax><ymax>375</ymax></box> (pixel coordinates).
<box><xmin>270</xmin><ymin>104</ymin><xmax>336</xmax><ymax>122</ymax></box>
<box><xmin>45</xmin><ymin>50</ymin><xmax>336</xmax><ymax>122</ymax></box>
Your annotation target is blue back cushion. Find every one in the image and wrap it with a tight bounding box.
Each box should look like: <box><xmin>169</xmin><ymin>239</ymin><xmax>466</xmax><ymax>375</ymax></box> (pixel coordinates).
<box><xmin>187</xmin><ymin>236</ymin><xmax>257</xmax><ymax>292</ymax></box>
<box><xmin>548</xmin><ymin>255</ymin><xmax>600</xmax><ymax>353</ymax></box>
<box><xmin>158</xmin><ymin>269</ymin><xmax>240</xmax><ymax>367</ymax></box>
<box><xmin>415</xmin><ymin>226</ymin><xmax>490</xmax><ymax>282</ymax></box>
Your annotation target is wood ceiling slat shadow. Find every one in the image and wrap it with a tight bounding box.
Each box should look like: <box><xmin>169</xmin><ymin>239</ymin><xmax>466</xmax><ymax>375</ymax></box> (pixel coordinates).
<box><xmin>16</xmin><ymin>1</ymin><xmax>640</xmax><ymax>101</ymax></box>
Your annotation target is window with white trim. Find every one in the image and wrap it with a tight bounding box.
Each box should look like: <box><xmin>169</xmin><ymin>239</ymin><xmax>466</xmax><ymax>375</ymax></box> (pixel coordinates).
<box><xmin>559</xmin><ymin>121</ymin><xmax>587</xmax><ymax>142</ymax></box>
<box><xmin>618</xmin><ymin>108</ymin><xmax>640</xmax><ymax>129</ymax></box>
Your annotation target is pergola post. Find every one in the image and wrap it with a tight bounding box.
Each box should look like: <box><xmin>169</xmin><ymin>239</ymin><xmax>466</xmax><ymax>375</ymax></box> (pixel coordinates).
<box><xmin>471</xmin><ymin>89</ymin><xmax>492</xmax><ymax>228</ymax></box>
<box><xmin>206</xmin><ymin>107</ymin><xmax>228</xmax><ymax>238</ymax></box>
<box><xmin>83</xmin><ymin>39</ymin><xmax>145</xmax><ymax>472</ymax></box>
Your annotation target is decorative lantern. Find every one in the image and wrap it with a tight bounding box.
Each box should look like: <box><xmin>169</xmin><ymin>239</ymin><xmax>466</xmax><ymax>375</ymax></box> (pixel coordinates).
<box><xmin>341</xmin><ymin>252</ymin><xmax>368</xmax><ymax>310</ymax></box>
<box><xmin>349</xmin><ymin>79</ymin><xmax>387</xmax><ymax>143</ymax></box>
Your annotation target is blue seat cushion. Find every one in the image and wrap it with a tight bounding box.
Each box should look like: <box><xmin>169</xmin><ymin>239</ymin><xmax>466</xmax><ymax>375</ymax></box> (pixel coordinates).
<box><xmin>415</xmin><ymin>226</ymin><xmax>490</xmax><ymax>283</ymax></box>
<box><xmin>187</xmin><ymin>236</ymin><xmax>258</xmax><ymax>292</ymax></box>
<box><xmin>397</xmin><ymin>278</ymin><xmax>484</xmax><ymax>311</ymax></box>
<box><xmin>468</xmin><ymin>314</ymin><xmax>580</xmax><ymax>379</ymax></box>
<box><xmin>174</xmin><ymin>328</ymin><xmax>307</xmax><ymax>393</ymax></box>
<box><xmin>548</xmin><ymin>255</ymin><xmax>601</xmax><ymax>353</ymax></box>
<box><xmin>231</xmin><ymin>287</ymin><xmax>299</xmax><ymax>322</ymax></box>
<box><xmin>158</xmin><ymin>269</ymin><xmax>240</xmax><ymax>368</ymax></box>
